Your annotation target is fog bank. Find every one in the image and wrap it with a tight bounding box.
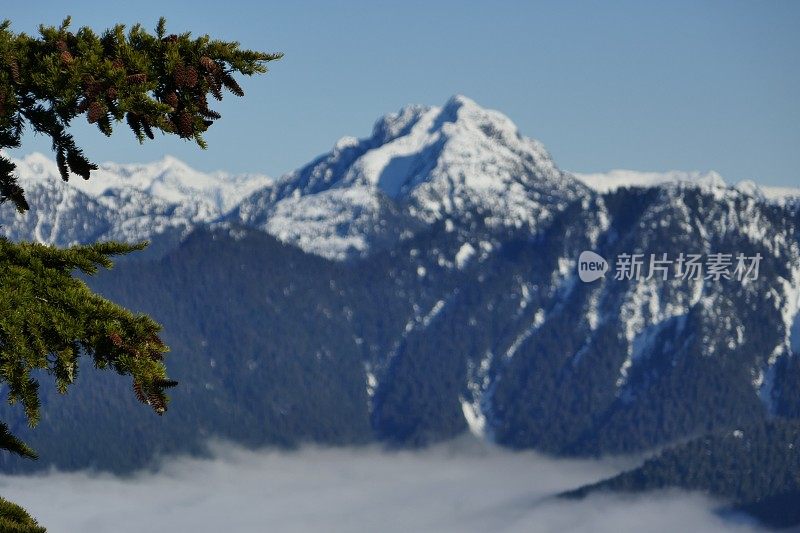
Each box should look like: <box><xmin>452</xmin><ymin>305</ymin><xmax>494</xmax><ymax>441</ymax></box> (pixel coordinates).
<box><xmin>0</xmin><ymin>440</ymin><xmax>761</xmax><ymax>532</ymax></box>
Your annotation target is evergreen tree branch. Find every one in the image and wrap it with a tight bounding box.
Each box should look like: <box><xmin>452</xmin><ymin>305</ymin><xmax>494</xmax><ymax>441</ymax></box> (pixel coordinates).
<box><xmin>0</xmin><ymin>16</ymin><xmax>282</xmax><ymax>210</ymax></box>
<box><xmin>0</xmin><ymin>422</ymin><xmax>37</xmax><ymax>459</ymax></box>
<box><xmin>0</xmin><ymin>239</ymin><xmax>172</xmax><ymax>431</ymax></box>
<box><xmin>0</xmin><ymin>496</ymin><xmax>45</xmax><ymax>533</ymax></box>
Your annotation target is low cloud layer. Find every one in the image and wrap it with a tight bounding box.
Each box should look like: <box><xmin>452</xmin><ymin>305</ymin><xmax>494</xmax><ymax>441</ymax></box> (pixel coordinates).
<box><xmin>0</xmin><ymin>439</ymin><xmax>761</xmax><ymax>532</ymax></box>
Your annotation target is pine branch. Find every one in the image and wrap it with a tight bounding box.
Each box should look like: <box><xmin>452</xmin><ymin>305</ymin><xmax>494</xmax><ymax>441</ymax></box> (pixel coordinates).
<box><xmin>0</xmin><ymin>496</ymin><xmax>46</xmax><ymax>533</ymax></box>
<box><xmin>0</xmin><ymin>17</ymin><xmax>282</xmax><ymax>210</ymax></box>
<box><xmin>0</xmin><ymin>423</ymin><xmax>37</xmax><ymax>459</ymax></box>
<box><xmin>0</xmin><ymin>238</ymin><xmax>172</xmax><ymax>431</ymax></box>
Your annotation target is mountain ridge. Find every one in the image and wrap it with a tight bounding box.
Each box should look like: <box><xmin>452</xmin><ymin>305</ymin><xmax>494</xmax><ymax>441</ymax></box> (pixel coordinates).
<box><xmin>574</xmin><ymin>168</ymin><xmax>800</xmax><ymax>201</ymax></box>
<box><xmin>3</xmin><ymin>95</ymin><xmax>797</xmax><ymax>256</ymax></box>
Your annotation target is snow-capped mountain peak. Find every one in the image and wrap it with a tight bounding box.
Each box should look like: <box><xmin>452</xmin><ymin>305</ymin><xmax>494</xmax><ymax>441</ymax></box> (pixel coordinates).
<box><xmin>341</xmin><ymin>94</ymin><xmax>570</xmax><ymax>201</ymax></box>
<box><xmin>233</xmin><ymin>95</ymin><xmax>588</xmax><ymax>259</ymax></box>
<box><xmin>9</xmin><ymin>152</ymin><xmax>272</xmax><ymax>214</ymax></box>
<box><xmin>1</xmin><ymin>152</ymin><xmax>272</xmax><ymax>246</ymax></box>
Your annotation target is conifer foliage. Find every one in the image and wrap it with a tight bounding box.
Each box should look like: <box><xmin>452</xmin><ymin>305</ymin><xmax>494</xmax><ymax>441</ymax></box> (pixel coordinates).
<box><xmin>0</xmin><ymin>497</ymin><xmax>45</xmax><ymax>533</ymax></box>
<box><xmin>0</xmin><ymin>240</ymin><xmax>172</xmax><ymax>424</ymax></box>
<box><xmin>0</xmin><ymin>17</ymin><xmax>279</xmax><ymax>530</ymax></box>
<box><xmin>0</xmin><ymin>16</ymin><xmax>281</xmax><ymax>211</ymax></box>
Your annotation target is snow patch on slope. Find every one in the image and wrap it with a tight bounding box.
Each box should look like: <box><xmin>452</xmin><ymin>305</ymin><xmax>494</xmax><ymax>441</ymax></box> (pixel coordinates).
<box><xmin>462</xmin><ymin>350</ymin><xmax>494</xmax><ymax>439</ymax></box>
<box><xmin>266</xmin><ymin>187</ymin><xmax>381</xmax><ymax>260</ymax></box>
<box><xmin>455</xmin><ymin>243</ymin><xmax>476</xmax><ymax>269</ymax></box>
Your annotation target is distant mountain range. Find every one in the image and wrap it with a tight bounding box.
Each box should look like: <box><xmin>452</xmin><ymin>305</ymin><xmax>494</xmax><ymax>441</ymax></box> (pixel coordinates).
<box><xmin>1</xmin><ymin>96</ymin><xmax>799</xmax><ymax>528</ymax></box>
<box><xmin>1</xmin><ymin>151</ymin><xmax>271</xmax><ymax>247</ymax></box>
<box><xmin>573</xmin><ymin>169</ymin><xmax>800</xmax><ymax>201</ymax></box>
<box><xmin>3</xmin><ymin>95</ymin><xmax>797</xmax><ymax>256</ymax></box>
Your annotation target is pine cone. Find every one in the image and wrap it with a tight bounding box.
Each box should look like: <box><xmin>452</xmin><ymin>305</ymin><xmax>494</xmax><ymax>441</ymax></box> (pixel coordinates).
<box><xmin>87</xmin><ymin>101</ymin><xmax>104</xmax><ymax>124</ymax></box>
<box><xmin>149</xmin><ymin>393</ymin><xmax>166</xmax><ymax>414</ymax></box>
<box><xmin>164</xmin><ymin>91</ymin><xmax>179</xmax><ymax>108</ymax></box>
<box><xmin>56</xmin><ymin>39</ymin><xmax>68</xmax><ymax>53</ymax></box>
<box><xmin>126</xmin><ymin>73</ymin><xmax>147</xmax><ymax>84</ymax></box>
<box><xmin>185</xmin><ymin>66</ymin><xmax>198</xmax><ymax>88</ymax></box>
<box><xmin>176</xmin><ymin>111</ymin><xmax>193</xmax><ymax>137</ymax></box>
<box><xmin>106</xmin><ymin>86</ymin><xmax>118</xmax><ymax>100</ymax></box>
<box><xmin>174</xmin><ymin>64</ymin><xmax>198</xmax><ymax>88</ymax></box>
<box><xmin>109</xmin><ymin>332</ymin><xmax>123</xmax><ymax>347</ymax></box>
<box><xmin>59</xmin><ymin>50</ymin><xmax>73</xmax><ymax>64</ymax></box>
<box><xmin>82</xmin><ymin>78</ymin><xmax>101</xmax><ymax>98</ymax></box>
<box><xmin>199</xmin><ymin>56</ymin><xmax>218</xmax><ymax>72</ymax></box>
<box><xmin>173</xmin><ymin>64</ymin><xmax>185</xmax><ymax>86</ymax></box>
<box><xmin>133</xmin><ymin>381</ymin><xmax>147</xmax><ymax>403</ymax></box>
<box><xmin>9</xmin><ymin>60</ymin><xmax>20</xmax><ymax>83</ymax></box>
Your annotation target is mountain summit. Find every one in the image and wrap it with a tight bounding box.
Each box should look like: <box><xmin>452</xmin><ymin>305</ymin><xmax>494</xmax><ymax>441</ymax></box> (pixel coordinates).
<box><xmin>231</xmin><ymin>95</ymin><xmax>588</xmax><ymax>259</ymax></box>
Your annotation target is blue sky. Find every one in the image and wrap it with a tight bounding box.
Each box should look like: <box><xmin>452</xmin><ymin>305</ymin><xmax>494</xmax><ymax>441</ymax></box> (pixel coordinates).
<box><xmin>5</xmin><ymin>0</ymin><xmax>799</xmax><ymax>186</ymax></box>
